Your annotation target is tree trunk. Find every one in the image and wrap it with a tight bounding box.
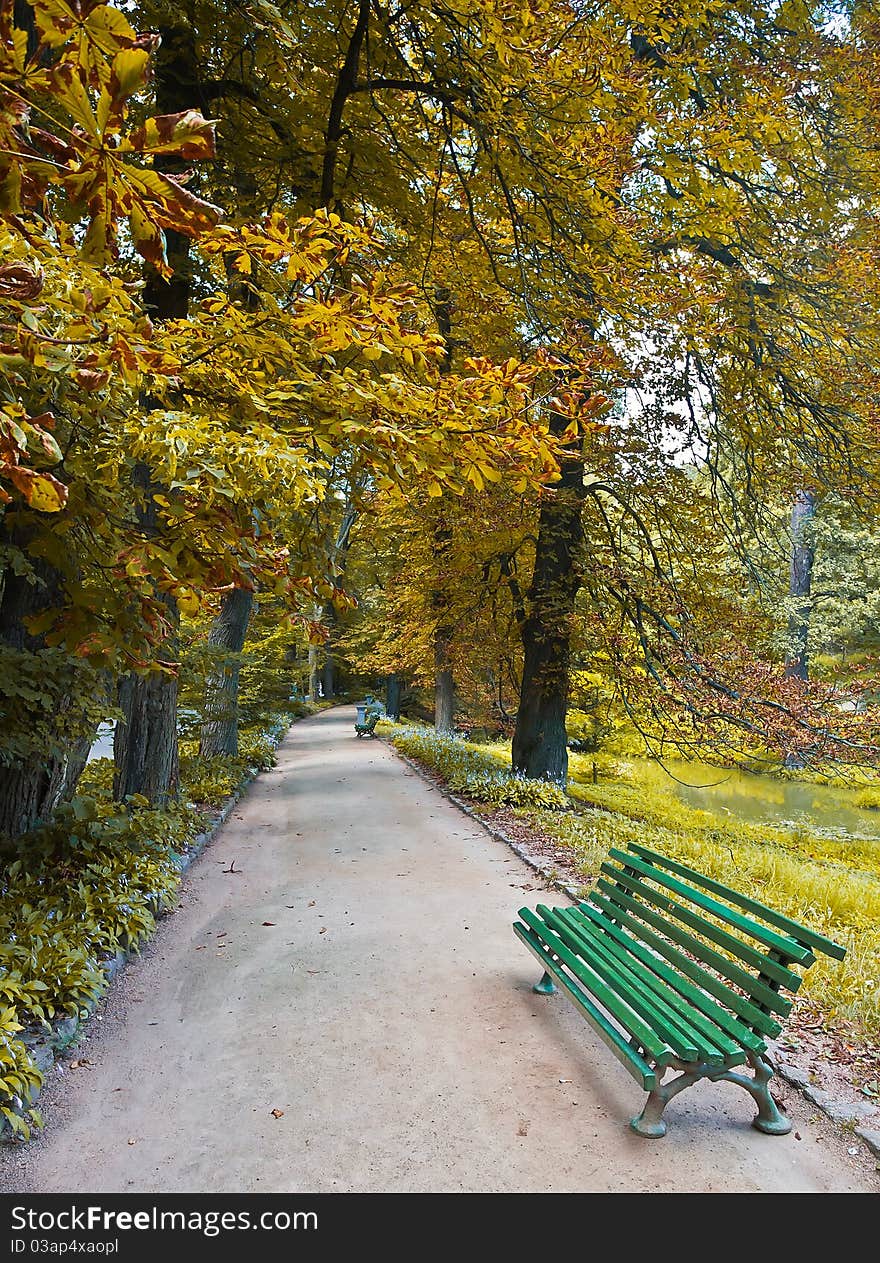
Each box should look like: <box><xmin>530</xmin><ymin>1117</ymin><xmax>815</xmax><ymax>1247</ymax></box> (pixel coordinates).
<box><xmin>430</xmin><ymin>289</ymin><xmax>457</xmax><ymax>734</ymax></box>
<box><xmin>512</xmin><ymin>414</ymin><xmax>585</xmax><ymax>784</ymax></box>
<box><xmin>320</xmin><ymin>601</ymin><xmax>338</xmax><ymax>697</ymax></box>
<box><xmin>386</xmin><ymin>673</ymin><xmax>402</xmax><ymax>721</ymax></box>
<box><xmin>317</xmin><ymin>505</ymin><xmax>357</xmax><ymax>699</ymax></box>
<box><xmin>113</xmin><ymin>662</ymin><xmax>179</xmax><ymax>804</ymax></box>
<box><xmin>321</xmin><ymin>649</ymin><xmax>336</xmax><ymax>698</ymax></box>
<box><xmin>308</xmin><ymin>644</ymin><xmax>320</xmax><ymax>702</ymax></box>
<box><xmin>784</xmin><ymin>489</ymin><xmax>817</xmax><ymax>681</ymax></box>
<box><xmin>0</xmin><ymin>0</ymin><xmax>90</xmax><ymax>840</ymax></box>
<box><xmin>434</xmin><ymin>630</ymin><xmax>455</xmax><ymax>733</ymax></box>
<box><xmin>431</xmin><ymin>515</ymin><xmax>456</xmax><ymax>734</ymax></box>
<box><xmin>0</xmin><ymin>524</ymin><xmax>100</xmax><ymax>837</ymax></box>
<box><xmin>113</xmin><ymin>460</ymin><xmax>182</xmax><ymax>804</ymax></box>
<box><xmin>199</xmin><ymin>587</ymin><xmax>254</xmax><ymax>758</ymax></box>
<box><xmin>114</xmin><ymin>22</ymin><xmax>197</xmax><ymax>805</ymax></box>
<box><xmin>13</xmin><ymin>2</ymin><xmax>38</xmax><ymax>57</ymax></box>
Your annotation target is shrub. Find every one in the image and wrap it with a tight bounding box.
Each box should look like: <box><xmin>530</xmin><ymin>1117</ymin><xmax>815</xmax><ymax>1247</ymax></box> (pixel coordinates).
<box><xmin>389</xmin><ymin>726</ymin><xmax>570</xmax><ymax>810</ymax></box>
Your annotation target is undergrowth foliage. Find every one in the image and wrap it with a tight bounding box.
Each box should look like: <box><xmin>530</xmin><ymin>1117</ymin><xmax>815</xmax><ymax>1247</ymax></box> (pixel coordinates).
<box><xmin>388</xmin><ymin>725</ymin><xmax>570</xmax><ymax>811</ymax></box>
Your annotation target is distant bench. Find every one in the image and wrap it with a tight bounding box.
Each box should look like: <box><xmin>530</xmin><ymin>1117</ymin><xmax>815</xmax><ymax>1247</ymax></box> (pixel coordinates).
<box><xmin>354</xmin><ymin>712</ymin><xmax>380</xmax><ymax>738</ymax></box>
<box><xmin>514</xmin><ymin>841</ymin><xmax>845</xmax><ymax>1138</ymax></box>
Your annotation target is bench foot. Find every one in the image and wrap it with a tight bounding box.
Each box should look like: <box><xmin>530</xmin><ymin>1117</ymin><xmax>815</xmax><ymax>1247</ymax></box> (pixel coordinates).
<box><xmin>629</xmin><ymin>1112</ymin><xmax>667</xmax><ymax>1139</ymax></box>
<box><xmin>630</xmin><ymin>1065</ymin><xmax>701</xmax><ymax>1139</ymax></box>
<box><xmin>533</xmin><ymin>971</ymin><xmax>557</xmax><ymax>995</ymax></box>
<box><xmin>752</xmin><ymin>1115</ymin><xmax>792</xmax><ymax>1136</ymax></box>
<box><xmin>710</xmin><ymin>1052</ymin><xmax>791</xmax><ymax>1135</ymax></box>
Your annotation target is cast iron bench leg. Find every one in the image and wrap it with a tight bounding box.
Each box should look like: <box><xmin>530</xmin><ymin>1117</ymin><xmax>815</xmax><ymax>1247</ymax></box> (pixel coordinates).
<box><xmin>533</xmin><ymin>971</ymin><xmax>557</xmax><ymax>995</ymax></box>
<box><xmin>631</xmin><ymin>1052</ymin><xmax>791</xmax><ymax>1139</ymax></box>
<box><xmin>710</xmin><ymin>1052</ymin><xmax>792</xmax><ymax>1135</ymax></box>
<box><xmin>631</xmin><ymin>1065</ymin><xmax>704</xmax><ymax>1138</ymax></box>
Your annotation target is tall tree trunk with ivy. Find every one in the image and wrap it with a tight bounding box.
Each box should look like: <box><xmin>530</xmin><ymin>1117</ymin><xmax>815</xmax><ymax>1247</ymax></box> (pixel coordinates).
<box><xmin>113</xmin><ymin>23</ymin><xmax>197</xmax><ymax>806</ymax></box>
<box><xmin>199</xmin><ymin>587</ymin><xmax>254</xmax><ymax>758</ymax></box>
<box><xmin>0</xmin><ymin>529</ymin><xmax>97</xmax><ymax>837</ymax></box>
<box><xmin>0</xmin><ymin>2</ymin><xmax>95</xmax><ymax>838</ymax></box>
<box><xmin>198</xmin><ymin>161</ymin><xmax>261</xmax><ymax>750</ymax></box>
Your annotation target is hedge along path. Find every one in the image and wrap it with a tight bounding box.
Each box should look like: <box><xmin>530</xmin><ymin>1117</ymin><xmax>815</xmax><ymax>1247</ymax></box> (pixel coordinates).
<box><xmin>1</xmin><ymin>707</ymin><xmax>876</xmax><ymax>1193</ymax></box>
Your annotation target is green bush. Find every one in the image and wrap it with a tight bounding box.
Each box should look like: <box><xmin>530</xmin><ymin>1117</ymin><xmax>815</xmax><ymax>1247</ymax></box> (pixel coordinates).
<box><xmin>0</xmin><ymin>1008</ymin><xmax>42</xmax><ymax>1140</ymax></box>
<box><xmin>389</xmin><ymin>725</ymin><xmax>570</xmax><ymax>811</ymax></box>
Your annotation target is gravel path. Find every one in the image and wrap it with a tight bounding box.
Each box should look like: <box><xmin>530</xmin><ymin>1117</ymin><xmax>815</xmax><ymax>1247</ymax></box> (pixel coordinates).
<box><xmin>2</xmin><ymin>706</ymin><xmax>876</xmax><ymax>1192</ymax></box>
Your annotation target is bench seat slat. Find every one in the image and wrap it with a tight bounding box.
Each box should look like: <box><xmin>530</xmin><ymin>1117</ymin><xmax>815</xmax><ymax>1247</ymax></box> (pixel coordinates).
<box><xmin>626</xmin><ymin>843</ymin><xmax>847</xmax><ymax>961</ymax></box>
<box><xmin>513</xmin><ymin>923</ymin><xmax>658</xmax><ymax>1090</ymax></box>
<box><xmin>598</xmin><ymin>869</ymin><xmax>793</xmax><ymax>1018</ymax></box>
<box><xmin>536</xmin><ymin>905</ymin><xmax>703</xmax><ymax>1061</ymax></box>
<box><xmin>600</xmin><ymin>863</ymin><xmax>797</xmax><ymax>1000</ymax></box>
<box><xmin>599</xmin><ymin>869</ymin><xmax>803</xmax><ymax>992</ymax></box>
<box><xmin>566</xmin><ymin>907</ymin><xmax>741</xmax><ymax>1058</ymax></box>
<box><xmin>590</xmin><ymin>885</ymin><xmax>784</xmax><ymax>1038</ymax></box>
<box><xmin>517</xmin><ymin>907</ymin><xmax>675</xmax><ymax>1064</ymax></box>
<box><xmin>575</xmin><ymin>902</ymin><xmax>766</xmax><ymax>1055</ymax></box>
<box><xmin>557</xmin><ymin>907</ymin><xmax>746</xmax><ymax>1060</ymax></box>
<box><xmin>606</xmin><ymin>849</ymin><xmax>815</xmax><ymax>965</ymax></box>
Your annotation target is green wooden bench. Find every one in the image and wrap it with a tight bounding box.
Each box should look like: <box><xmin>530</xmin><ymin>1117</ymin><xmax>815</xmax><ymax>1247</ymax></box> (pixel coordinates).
<box><xmin>513</xmin><ymin>841</ymin><xmax>846</xmax><ymax>1138</ymax></box>
<box><xmin>354</xmin><ymin>712</ymin><xmax>380</xmax><ymax>738</ymax></box>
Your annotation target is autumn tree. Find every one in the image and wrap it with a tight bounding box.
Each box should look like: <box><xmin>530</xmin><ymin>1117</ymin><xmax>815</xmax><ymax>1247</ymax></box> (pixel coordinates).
<box><xmin>0</xmin><ymin>2</ymin><xmax>573</xmax><ymax>837</ymax></box>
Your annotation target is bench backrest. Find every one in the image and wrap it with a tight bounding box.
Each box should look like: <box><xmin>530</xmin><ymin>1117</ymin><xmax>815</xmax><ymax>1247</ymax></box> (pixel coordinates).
<box><xmin>589</xmin><ymin>842</ymin><xmax>846</xmax><ymax>1040</ymax></box>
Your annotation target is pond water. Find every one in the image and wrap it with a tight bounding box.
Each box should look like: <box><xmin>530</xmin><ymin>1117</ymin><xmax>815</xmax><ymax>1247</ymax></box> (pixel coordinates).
<box><xmin>625</xmin><ymin>758</ymin><xmax>880</xmax><ymax>838</ymax></box>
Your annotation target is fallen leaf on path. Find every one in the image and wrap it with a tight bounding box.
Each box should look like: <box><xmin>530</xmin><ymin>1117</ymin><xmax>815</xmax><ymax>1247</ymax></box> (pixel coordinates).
<box><xmin>262</xmin><ymin>921</ymin><xmax>276</xmax><ymax>926</ymax></box>
<box><xmin>308</xmin><ymin>900</ymin><xmax>316</xmax><ymax>907</ymax></box>
<box><xmin>127</xmin><ymin>1139</ymin><xmax>137</xmax><ymax>1146</ymax></box>
<box><xmin>517</xmin><ymin>1121</ymin><xmax>529</xmax><ymax>1137</ymax></box>
<box><xmin>195</xmin><ymin>945</ymin><xmax>206</xmax><ymax>950</ymax></box>
<box><xmin>69</xmin><ymin>1059</ymin><xmax>92</xmax><ymax>1069</ymax></box>
<box><xmin>271</xmin><ymin>1109</ymin><xmax>284</xmax><ymax>1119</ymax></box>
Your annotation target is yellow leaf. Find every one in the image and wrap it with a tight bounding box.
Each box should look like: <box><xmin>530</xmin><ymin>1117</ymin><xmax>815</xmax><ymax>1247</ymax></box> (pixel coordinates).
<box><xmin>21</xmin><ymin>471</ymin><xmax>68</xmax><ymax>513</ymax></box>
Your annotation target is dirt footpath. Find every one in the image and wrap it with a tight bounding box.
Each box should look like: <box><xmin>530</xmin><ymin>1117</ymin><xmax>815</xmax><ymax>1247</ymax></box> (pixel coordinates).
<box><xmin>2</xmin><ymin>707</ymin><xmax>877</xmax><ymax>1193</ymax></box>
